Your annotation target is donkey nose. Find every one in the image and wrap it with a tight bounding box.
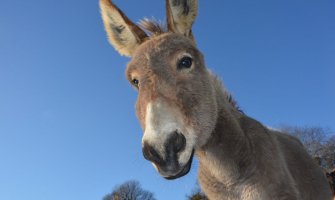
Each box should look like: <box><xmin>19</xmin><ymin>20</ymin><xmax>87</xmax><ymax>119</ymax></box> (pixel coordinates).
<box><xmin>142</xmin><ymin>142</ymin><xmax>164</xmax><ymax>165</ymax></box>
<box><xmin>168</xmin><ymin>131</ymin><xmax>186</xmax><ymax>153</ymax></box>
<box><xmin>142</xmin><ymin>132</ymin><xmax>186</xmax><ymax>165</ymax></box>
<box><xmin>163</xmin><ymin>131</ymin><xmax>186</xmax><ymax>164</ymax></box>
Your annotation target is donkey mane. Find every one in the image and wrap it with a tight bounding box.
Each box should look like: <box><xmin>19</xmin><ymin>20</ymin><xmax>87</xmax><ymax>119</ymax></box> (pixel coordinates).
<box><xmin>211</xmin><ymin>74</ymin><xmax>244</xmax><ymax>114</ymax></box>
<box><xmin>139</xmin><ymin>18</ymin><xmax>167</xmax><ymax>36</ymax></box>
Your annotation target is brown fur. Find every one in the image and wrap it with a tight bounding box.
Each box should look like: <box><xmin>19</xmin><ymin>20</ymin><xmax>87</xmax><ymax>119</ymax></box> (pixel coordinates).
<box><xmin>99</xmin><ymin>0</ymin><xmax>332</xmax><ymax>199</ymax></box>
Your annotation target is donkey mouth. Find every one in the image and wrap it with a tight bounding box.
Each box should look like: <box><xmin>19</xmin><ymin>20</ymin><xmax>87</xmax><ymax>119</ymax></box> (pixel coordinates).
<box><xmin>164</xmin><ymin>149</ymin><xmax>194</xmax><ymax>180</ymax></box>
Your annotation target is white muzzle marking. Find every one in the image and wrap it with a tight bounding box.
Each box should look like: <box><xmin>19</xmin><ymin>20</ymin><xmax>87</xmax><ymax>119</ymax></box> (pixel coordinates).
<box><xmin>142</xmin><ymin>100</ymin><xmax>195</xmax><ymax>166</ymax></box>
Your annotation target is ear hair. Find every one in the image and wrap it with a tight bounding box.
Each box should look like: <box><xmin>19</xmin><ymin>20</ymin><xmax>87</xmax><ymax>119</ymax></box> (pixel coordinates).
<box><xmin>99</xmin><ymin>0</ymin><xmax>148</xmax><ymax>57</ymax></box>
<box><xmin>166</xmin><ymin>0</ymin><xmax>198</xmax><ymax>37</ymax></box>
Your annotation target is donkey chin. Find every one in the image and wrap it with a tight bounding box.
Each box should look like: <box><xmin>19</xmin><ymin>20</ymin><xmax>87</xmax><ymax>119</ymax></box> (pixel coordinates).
<box><xmin>158</xmin><ymin>148</ymin><xmax>195</xmax><ymax>180</ymax></box>
<box><xmin>149</xmin><ymin>150</ymin><xmax>195</xmax><ymax>180</ymax></box>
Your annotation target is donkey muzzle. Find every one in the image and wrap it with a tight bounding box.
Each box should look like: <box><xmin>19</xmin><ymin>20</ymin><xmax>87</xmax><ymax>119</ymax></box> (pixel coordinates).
<box><xmin>142</xmin><ymin>131</ymin><xmax>193</xmax><ymax>179</ymax></box>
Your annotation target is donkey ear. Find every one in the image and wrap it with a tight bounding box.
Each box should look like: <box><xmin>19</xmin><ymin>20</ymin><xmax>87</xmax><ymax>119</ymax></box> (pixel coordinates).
<box><xmin>99</xmin><ymin>0</ymin><xmax>148</xmax><ymax>57</ymax></box>
<box><xmin>166</xmin><ymin>0</ymin><xmax>198</xmax><ymax>37</ymax></box>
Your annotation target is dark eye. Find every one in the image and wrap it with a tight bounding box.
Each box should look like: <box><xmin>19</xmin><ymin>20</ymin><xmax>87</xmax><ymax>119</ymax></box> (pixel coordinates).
<box><xmin>177</xmin><ymin>56</ymin><xmax>193</xmax><ymax>70</ymax></box>
<box><xmin>132</xmin><ymin>78</ymin><xmax>139</xmax><ymax>87</ymax></box>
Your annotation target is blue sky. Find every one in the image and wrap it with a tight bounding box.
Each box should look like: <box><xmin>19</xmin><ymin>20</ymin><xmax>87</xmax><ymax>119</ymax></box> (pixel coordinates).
<box><xmin>0</xmin><ymin>0</ymin><xmax>334</xmax><ymax>200</ymax></box>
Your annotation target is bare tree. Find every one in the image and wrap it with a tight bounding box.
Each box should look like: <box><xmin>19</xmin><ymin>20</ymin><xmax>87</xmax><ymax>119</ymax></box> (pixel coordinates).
<box><xmin>103</xmin><ymin>181</ymin><xmax>156</xmax><ymax>200</ymax></box>
<box><xmin>281</xmin><ymin>125</ymin><xmax>334</xmax><ymax>170</ymax></box>
<box><xmin>186</xmin><ymin>183</ymin><xmax>208</xmax><ymax>200</ymax></box>
<box><xmin>187</xmin><ymin>192</ymin><xmax>208</xmax><ymax>200</ymax></box>
<box><xmin>322</xmin><ymin>135</ymin><xmax>335</xmax><ymax>169</ymax></box>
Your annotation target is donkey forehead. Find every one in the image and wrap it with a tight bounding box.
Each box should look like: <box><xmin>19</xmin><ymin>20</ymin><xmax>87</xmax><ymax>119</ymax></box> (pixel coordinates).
<box><xmin>126</xmin><ymin>33</ymin><xmax>197</xmax><ymax>72</ymax></box>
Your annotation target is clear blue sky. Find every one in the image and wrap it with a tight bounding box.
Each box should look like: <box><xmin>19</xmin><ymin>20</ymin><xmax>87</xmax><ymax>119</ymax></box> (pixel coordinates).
<box><xmin>0</xmin><ymin>0</ymin><xmax>334</xmax><ymax>200</ymax></box>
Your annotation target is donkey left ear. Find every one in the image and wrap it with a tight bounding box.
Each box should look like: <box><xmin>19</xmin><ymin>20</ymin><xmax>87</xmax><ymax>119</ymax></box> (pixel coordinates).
<box><xmin>99</xmin><ymin>0</ymin><xmax>148</xmax><ymax>57</ymax></box>
<box><xmin>166</xmin><ymin>0</ymin><xmax>198</xmax><ymax>37</ymax></box>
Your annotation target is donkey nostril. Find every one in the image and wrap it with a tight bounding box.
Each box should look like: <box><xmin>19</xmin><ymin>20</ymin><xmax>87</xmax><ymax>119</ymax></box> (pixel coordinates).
<box><xmin>173</xmin><ymin>131</ymin><xmax>186</xmax><ymax>153</ymax></box>
<box><xmin>142</xmin><ymin>142</ymin><xmax>163</xmax><ymax>165</ymax></box>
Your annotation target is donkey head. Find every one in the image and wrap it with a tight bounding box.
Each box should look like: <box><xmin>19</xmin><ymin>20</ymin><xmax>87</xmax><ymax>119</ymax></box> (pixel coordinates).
<box><xmin>100</xmin><ymin>0</ymin><xmax>218</xmax><ymax>179</ymax></box>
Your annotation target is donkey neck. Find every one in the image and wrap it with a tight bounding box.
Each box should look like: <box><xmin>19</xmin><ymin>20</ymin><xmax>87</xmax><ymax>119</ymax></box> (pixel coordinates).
<box><xmin>196</xmin><ymin>75</ymin><xmax>257</xmax><ymax>187</ymax></box>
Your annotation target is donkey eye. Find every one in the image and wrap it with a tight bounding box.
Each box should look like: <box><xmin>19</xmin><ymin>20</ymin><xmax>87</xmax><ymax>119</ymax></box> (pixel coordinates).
<box><xmin>132</xmin><ymin>78</ymin><xmax>139</xmax><ymax>87</ymax></box>
<box><xmin>177</xmin><ymin>56</ymin><xmax>193</xmax><ymax>70</ymax></box>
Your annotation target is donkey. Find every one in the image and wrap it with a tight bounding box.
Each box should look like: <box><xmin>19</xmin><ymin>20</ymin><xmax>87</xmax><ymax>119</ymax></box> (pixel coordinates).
<box><xmin>99</xmin><ymin>0</ymin><xmax>332</xmax><ymax>199</ymax></box>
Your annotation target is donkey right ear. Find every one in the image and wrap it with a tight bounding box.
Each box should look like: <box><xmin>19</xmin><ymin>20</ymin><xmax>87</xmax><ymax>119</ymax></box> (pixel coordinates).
<box><xmin>99</xmin><ymin>0</ymin><xmax>148</xmax><ymax>57</ymax></box>
<box><xmin>166</xmin><ymin>0</ymin><xmax>198</xmax><ymax>37</ymax></box>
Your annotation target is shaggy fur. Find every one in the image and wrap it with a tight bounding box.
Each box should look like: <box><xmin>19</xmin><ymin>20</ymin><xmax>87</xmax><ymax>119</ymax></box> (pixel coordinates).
<box><xmin>99</xmin><ymin>0</ymin><xmax>332</xmax><ymax>199</ymax></box>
